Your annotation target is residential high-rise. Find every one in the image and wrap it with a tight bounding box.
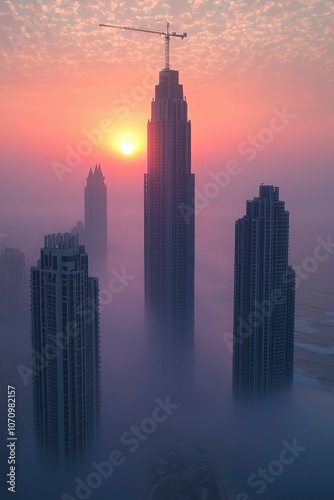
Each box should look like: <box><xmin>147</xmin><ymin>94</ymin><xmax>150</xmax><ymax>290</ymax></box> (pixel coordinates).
<box><xmin>0</xmin><ymin>247</ymin><xmax>26</xmax><ymax>317</ymax></box>
<box><xmin>232</xmin><ymin>185</ymin><xmax>295</xmax><ymax>408</ymax></box>
<box><xmin>144</xmin><ymin>69</ymin><xmax>195</xmax><ymax>402</ymax></box>
<box><xmin>31</xmin><ymin>233</ymin><xmax>100</xmax><ymax>471</ymax></box>
<box><xmin>84</xmin><ymin>164</ymin><xmax>108</xmax><ymax>279</ymax></box>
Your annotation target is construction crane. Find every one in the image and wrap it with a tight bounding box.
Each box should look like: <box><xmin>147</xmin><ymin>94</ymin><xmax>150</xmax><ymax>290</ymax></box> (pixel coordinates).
<box><xmin>99</xmin><ymin>21</ymin><xmax>187</xmax><ymax>70</ymax></box>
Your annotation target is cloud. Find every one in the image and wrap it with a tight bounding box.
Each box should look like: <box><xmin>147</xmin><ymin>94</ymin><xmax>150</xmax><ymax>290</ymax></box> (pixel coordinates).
<box><xmin>0</xmin><ymin>0</ymin><xmax>332</xmax><ymax>88</ymax></box>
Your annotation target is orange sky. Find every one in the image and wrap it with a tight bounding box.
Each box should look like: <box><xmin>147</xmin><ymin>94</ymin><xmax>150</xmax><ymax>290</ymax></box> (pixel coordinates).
<box><xmin>0</xmin><ymin>0</ymin><xmax>333</xmax><ymax>264</ymax></box>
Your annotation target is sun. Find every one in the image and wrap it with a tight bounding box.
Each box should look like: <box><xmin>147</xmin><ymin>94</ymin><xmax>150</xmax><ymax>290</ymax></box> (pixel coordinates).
<box><xmin>106</xmin><ymin>128</ymin><xmax>144</xmax><ymax>157</ymax></box>
<box><xmin>120</xmin><ymin>141</ymin><xmax>135</xmax><ymax>155</ymax></box>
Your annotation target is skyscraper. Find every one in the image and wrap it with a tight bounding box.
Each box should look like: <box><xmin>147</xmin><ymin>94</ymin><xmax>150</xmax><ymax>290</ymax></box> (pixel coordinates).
<box><xmin>0</xmin><ymin>247</ymin><xmax>26</xmax><ymax>317</ymax></box>
<box><xmin>232</xmin><ymin>185</ymin><xmax>295</xmax><ymax>408</ymax></box>
<box><xmin>31</xmin><ymin>233</ymin><xmax>100</xmax><ymax>471</ymax></box>
<box><xmin>144</xmin><ymin>68</ymin><xmax>195</xmax><ymax>402</ymax></box>
<box><xmin>84</xmin><ymin>164</ymin><xmax>108</xmax><ymax>279</ymax></box>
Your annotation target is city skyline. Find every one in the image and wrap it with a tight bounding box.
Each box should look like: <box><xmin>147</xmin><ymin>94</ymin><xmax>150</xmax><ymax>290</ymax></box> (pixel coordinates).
<box><xmin>1</xmin><ymin>1</ymin><xmax>332</xmax><ymax>235</ymax></box>
<box><xmin>0</xmin><ymin>1</ymin><xmax>333</xmax><ymax>499</ymax></box>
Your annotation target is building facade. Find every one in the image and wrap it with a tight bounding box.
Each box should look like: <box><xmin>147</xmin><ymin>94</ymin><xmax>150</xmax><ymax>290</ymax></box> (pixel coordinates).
<box><xmin>232</xmin><ymin>185</ymin><xmax>295</xmax><ymax>408</ymax></box>
<box><xmin>144</xmin><ymin>69</ymin><xmax>195</xmax><ymax>402</ymax></box>
<box><xmin>31</xmin><ymin>233</ymin><xmax>100</xmax><ymax>471</ymax></box>
<box><xmin>84</xmin><ymin>164</ymin><xmax>108</xmax><ymax>279</ymax></box>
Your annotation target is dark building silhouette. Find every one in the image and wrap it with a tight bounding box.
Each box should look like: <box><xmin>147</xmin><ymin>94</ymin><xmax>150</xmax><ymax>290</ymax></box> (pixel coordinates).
<box><xmin>232</xmin><ymin>185</ymin><xmax>295</xmax><ymax>408</ymax></box>
<box><xmin>84</xmin><ymin>164</ymin><xmax>108</xmax><ymax>279</ymax></box>
<box><xmin>144</xmin><ymin>69</ymin><xmax>195</xmax><ymax>402</ymax></box>
<box><xmin>71</xmin><ymin>220</ymin><xmax>85</xmax><ymax>243</ymax></box>
<box><xmin>31</xmin><ymin>233</ymin><xmax>100</xmax><ymax>471</ymax></box>
<box><xmin>0</xmin><ymin>247</ymin><xmax>26</xmax><ymax>317</ymax></box>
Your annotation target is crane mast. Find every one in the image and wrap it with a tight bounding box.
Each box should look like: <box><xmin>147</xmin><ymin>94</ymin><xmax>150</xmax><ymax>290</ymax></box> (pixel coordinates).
<box><xmin>99</xmin><ymin>21</ymin><xmax>187</xmax><ymax>70</ymax></box>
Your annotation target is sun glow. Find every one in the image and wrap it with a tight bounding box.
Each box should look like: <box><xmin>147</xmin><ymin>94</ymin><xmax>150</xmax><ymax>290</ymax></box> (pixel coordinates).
<box><xmin>121</xmin><ymin>141</ymin><xmax>135</xmax><ymax>155</ymax></box>
<box><xmin>106</xmin><ymin>128</ymin><xmax>144</xmax><ymax>158</ymax></box>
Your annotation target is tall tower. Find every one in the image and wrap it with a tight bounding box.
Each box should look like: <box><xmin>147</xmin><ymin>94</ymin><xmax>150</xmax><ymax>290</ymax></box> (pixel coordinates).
<box><xmin>144</xmin><ymin>69</ymin><xmax>195</xmax><ymax>402</ymax></box>
<box><xmin>0</xmin><ymin>247</ymin><xmax>26</xmax><ymax>317</ymax></box>
<box><xmin>232</xmin><ymin>185</ymin><xmax>295</xmax><ymax>408</ymax></box>
<box><xmin>84</xmin><ymin>164</ymin><xmax>108</xmax><ymax>279</ymax></box>
<box><xmin>31</xmin><ymin>233</ymin><xmax>100</xmax><ymax>471</ymax></box>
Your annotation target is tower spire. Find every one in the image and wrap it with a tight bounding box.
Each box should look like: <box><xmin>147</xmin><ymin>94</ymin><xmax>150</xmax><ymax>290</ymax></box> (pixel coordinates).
<box><xmin>87</xmin><ymin>167</ymin><xmax>94</xmax><ymax>181</ymax></box>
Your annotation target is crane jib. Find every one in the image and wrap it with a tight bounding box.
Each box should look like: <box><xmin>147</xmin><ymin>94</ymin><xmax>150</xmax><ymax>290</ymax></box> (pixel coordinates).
<box><xmin>99</xmin><ymin>22</ymin><xmax>187</xmax><ymax>70</ymax></box>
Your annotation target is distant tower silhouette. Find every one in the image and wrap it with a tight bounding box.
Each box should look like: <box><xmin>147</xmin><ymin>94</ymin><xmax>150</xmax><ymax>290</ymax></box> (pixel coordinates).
<box><xmin>0</xmin><ymin>247</ymin><xmax>26</xmax><ymax>317</ymax></box>
<box><xmin>232</xmin><ymin>185</ymin><xmax>295</xmax><ymax>408</ymax></box>
<box><xmin>84</xmin><ymin>165</ymin><xmax>108</xmax><ymax>278</ymax></box>
<box><xmin>144</xmin><ymin>68</ymin><xmax>195</xmax><ymax>403</ymax></box>
<box><xmin>71</xmin><ymin>220</ymin><xmax>85</xmax><ymax>243</ymax></box>
<box><xmin>31</xmin><ymin>233</ymin><xmax>100</xmax><ymax>472</ymax></box>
